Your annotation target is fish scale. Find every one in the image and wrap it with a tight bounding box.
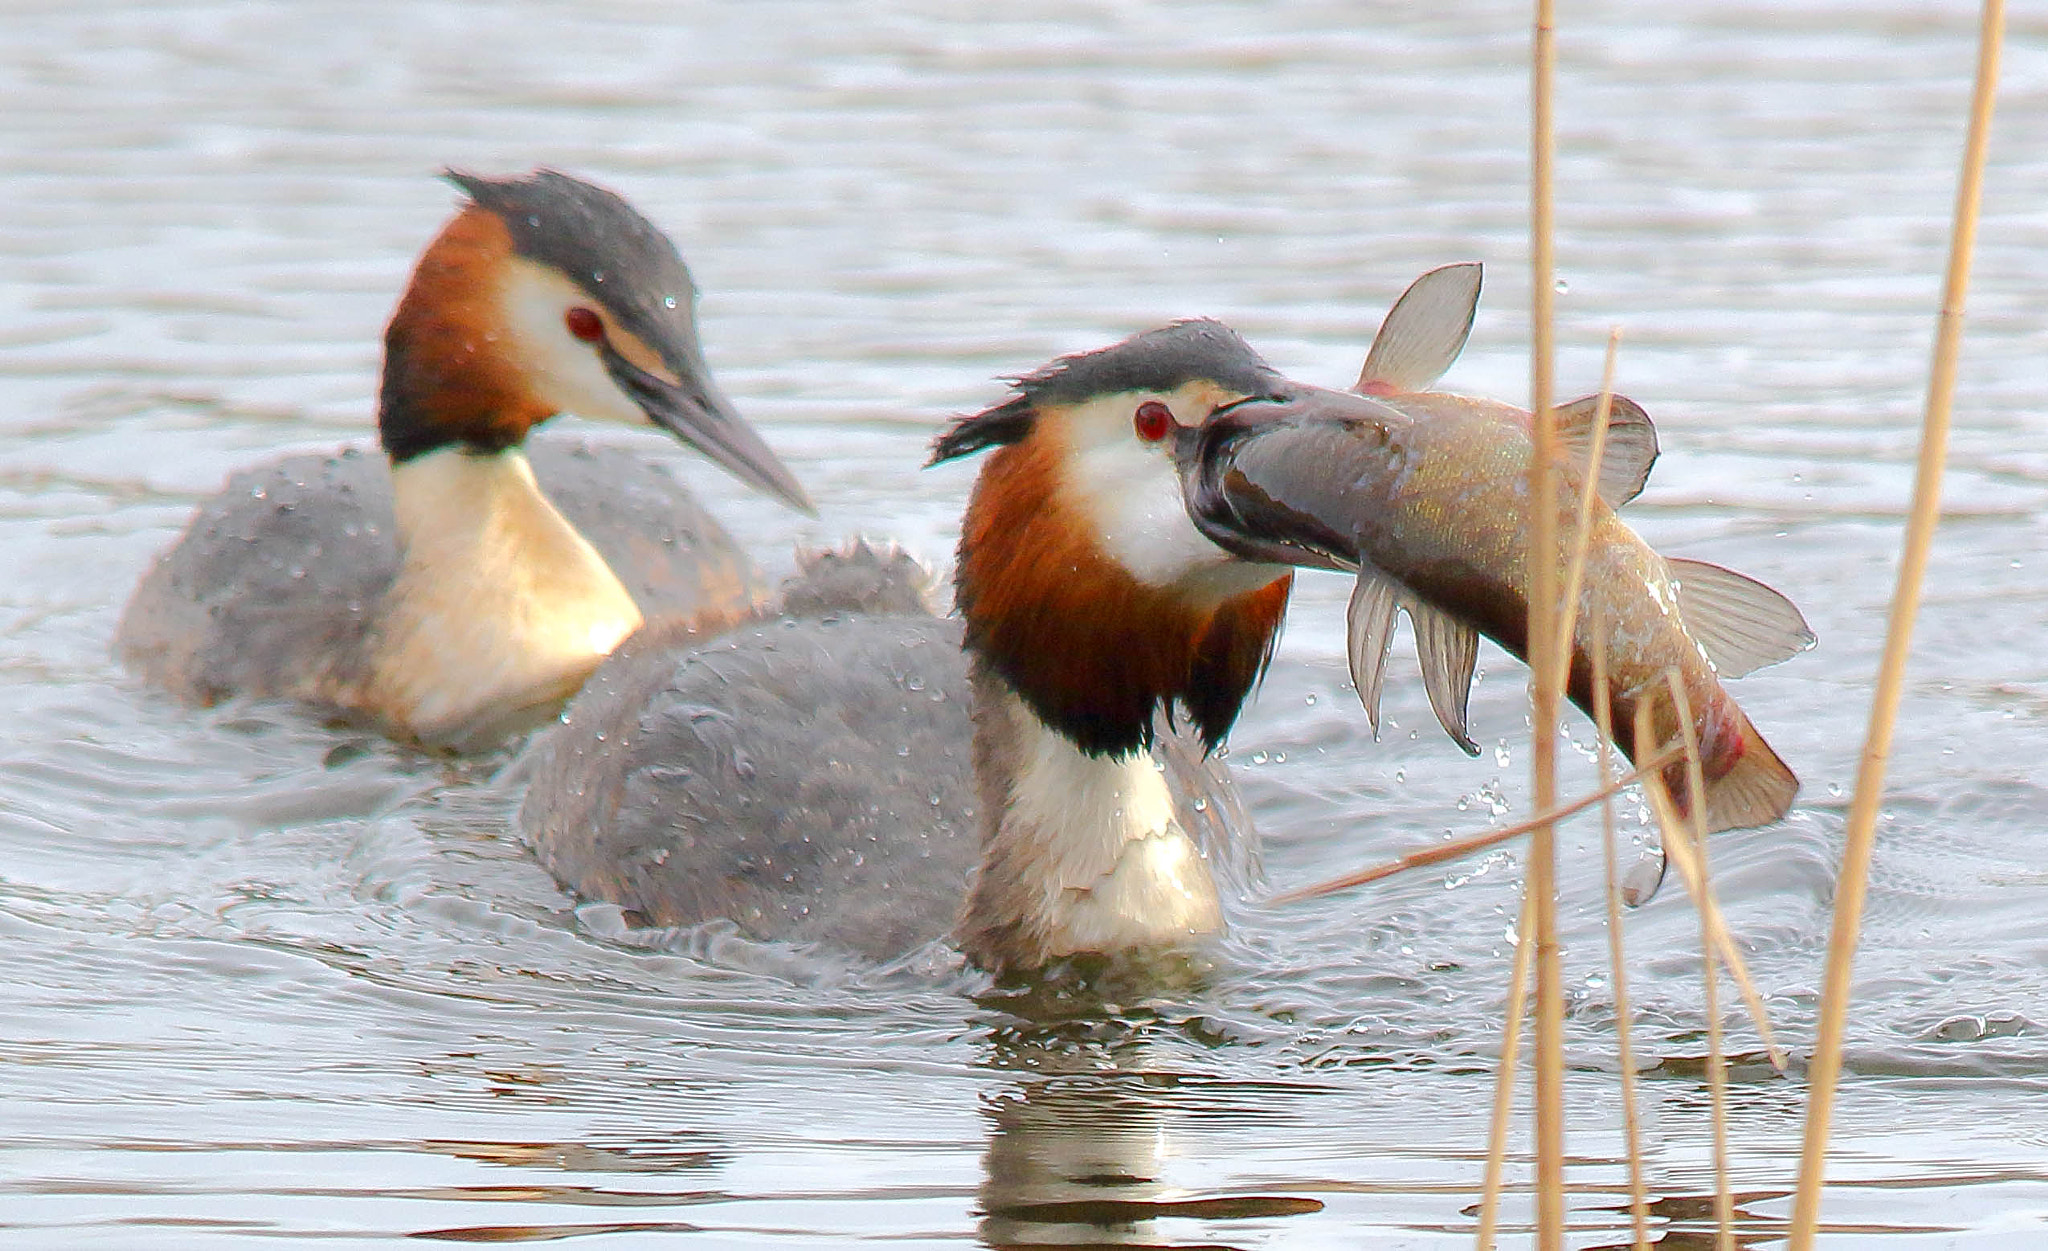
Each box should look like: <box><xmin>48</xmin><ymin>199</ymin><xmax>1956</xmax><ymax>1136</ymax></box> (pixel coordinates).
<box><xmin>1182</xmin><ymin>263</ymin><xmax>1813</xmax><ymax>834</ymax></box>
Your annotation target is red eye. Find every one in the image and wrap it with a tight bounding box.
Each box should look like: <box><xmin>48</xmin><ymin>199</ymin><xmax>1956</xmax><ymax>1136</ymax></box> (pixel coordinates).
<box><xmin>1133</xmin><ymin>400</ymin><xmax>1174</xmax><ymax>442</ymax></box>
<box><xmin>564</xmin><ymin>306</ymin><xmax>604</xmax><ymax>342</ymax></box>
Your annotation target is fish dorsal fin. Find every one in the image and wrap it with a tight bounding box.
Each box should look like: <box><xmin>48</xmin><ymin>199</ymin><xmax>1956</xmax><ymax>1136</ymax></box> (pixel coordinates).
<box><xmin>1665</xmin><ymin>557</ymin><xmax>1817</xmax><ymax>678</ymax></box>
<box><xmin>1344</xmin><ymin>569</ymin><xmax>1400</xmax><ymax>735</ymax></box>
<box><xmin>1408</xmin><ymin>599</ymin><xmax>1481</xmax><ymax>756</ymax></box>
<box><xmin>1556</xmin><ymin>392</ymin><xmax>1658</xmax><ymax>506</ymax></box>
<box><xmin>1357</xmin><ymin>262</ymin><xmax>1483</xmax><ymax>396</ymax></box>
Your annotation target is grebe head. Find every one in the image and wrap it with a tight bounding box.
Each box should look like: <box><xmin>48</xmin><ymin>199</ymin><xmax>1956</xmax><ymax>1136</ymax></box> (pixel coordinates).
<box><xmin>929</xmin><ymin>320</ymin><xmax>1337</xmax><ymax>759</ymax></box>
<box><xmin>378</xmin><ymin>168</ymin><xmax>812</xmax><ymax>513</ymax></box>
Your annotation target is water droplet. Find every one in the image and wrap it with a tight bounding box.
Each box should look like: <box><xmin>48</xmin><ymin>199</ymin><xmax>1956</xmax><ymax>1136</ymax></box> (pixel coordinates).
<box><xmin>1250</xmin><ymin>750</ymin><xmax>1269</xmax><ymax>765</ymax></box>
<box><xmin>664</xmin><ymin>295</ymin><xmax>678</xmax><ymax>309</ymax></box>
<box><xmin>1303</xmin><ymin>693</ymin><xmax>1318</xmax><ymax>706</ymax></box>
<box><xmin>1554</xmin><ymin>276</ymin><xmax>1569</xmax><ymax>293</ymax></box>
<box><xmin>1394</xmin><ymin>768</ymin><xmax>1405</xmax><ymax>783</ymax></box>
<box><xmin>1828</xmin><ymin>782</ymin><xmax>1843</xmax><ymax>797</ymax></box>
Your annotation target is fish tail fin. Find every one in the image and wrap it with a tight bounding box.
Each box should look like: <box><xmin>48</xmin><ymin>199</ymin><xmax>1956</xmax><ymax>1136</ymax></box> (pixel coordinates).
<box><xmin>1698</xmin><ymin>714</ymin><xmax>1798</xmax><ymax>834</ymax></box>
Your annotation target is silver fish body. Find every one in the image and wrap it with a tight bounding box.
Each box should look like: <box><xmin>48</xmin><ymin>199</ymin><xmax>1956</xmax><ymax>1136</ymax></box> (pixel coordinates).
<box><xmin>1184</xmin><ymin>386</ymin><xmax>1804</xmax><ymax>834</ymax></box>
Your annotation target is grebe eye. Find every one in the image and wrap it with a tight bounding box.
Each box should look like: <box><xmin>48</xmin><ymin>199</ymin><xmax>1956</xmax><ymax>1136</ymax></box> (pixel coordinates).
<box><xmin>1133</xmin><ymin>400</ymin><xmax>1174</xmax><ymax>443</ymax></box>
<box><xmin>564</xmin><ymin>306</ymin><xmax>604</xmax><ymax>343</ymax></box>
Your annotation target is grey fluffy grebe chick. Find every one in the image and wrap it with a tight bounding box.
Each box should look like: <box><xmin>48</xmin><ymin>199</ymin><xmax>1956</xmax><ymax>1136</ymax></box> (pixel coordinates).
<box><xmin>520</xmin><ymin>322</ymin><xmax>1373</xmax><ymax>977</ymax></box>
<box><xmin>118</xmin><ymin>169</ymin><xmax>812</xmax><ymax>750</ymax></box>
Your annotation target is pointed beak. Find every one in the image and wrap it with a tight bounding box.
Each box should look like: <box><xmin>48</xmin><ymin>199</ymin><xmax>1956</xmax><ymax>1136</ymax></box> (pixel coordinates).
<box><xmin>602</xmin><ymin>343</ymin><xmax>817</xmax><ymax>516</ymax></box>
<box><xmin>1174</xmin><ymin>383</ymin><xmax>1403</xmax><ymax>571</ymax></box>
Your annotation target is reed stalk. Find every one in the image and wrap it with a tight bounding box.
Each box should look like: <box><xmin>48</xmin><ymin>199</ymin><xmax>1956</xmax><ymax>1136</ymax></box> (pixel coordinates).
<box><xmin>1589</xmin><ymin>620</ymin><xmax>1651</xmax><ymax>1249</ymax></box>
<box><xmin>1634</xmin><ymin>744</ymin><xmax>1786</xmax><ymax>1072</ymax></box>
<box><xmin>1555</xmin><ymin>353</ymin><xmax>1652</xmax><ymax>1245</ymax></box>
<box><xmin>1525</xmin><ymin>0</ymin><xmax>1566</xmax><ymax>1241</ymax></box>
<box><xmin>1273</xmin><ymin>747</ymin><xmax>1682</xmax><ymax>904</ymax></box>
<box><xmin>1549</xmin><ymin>331</ymin><xmax>1622</xmax><ymax>699</ymax></box>
<box><xmin>1788</xmin><ymin>1</ymin><xmax>2004</xmax><ymax>1243</ymax></box>
<box><xmin>1662</xmin><ymin>677</ymin><xmax>1734</xmax><ymax>1249</ymax></box>
<box><xmin>1475</xmin><ymin>886</ymin><xmax>1536</xmax><ymax>1250</ymax></box>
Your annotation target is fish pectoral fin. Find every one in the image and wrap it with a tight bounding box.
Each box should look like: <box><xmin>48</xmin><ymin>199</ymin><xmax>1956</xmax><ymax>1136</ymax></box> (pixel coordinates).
<box><xmin>1666</xmin><ymin>557</ymin><xmax>1818</xmax><ymax>677</ymax></box>
<box><xmin>1407</xmin><ymin>600</ymin><xmax>1481</xmax><ymax>755</ymax></box>
<box><xmin>1356</xmin><ymin>262</ymin><xmax>1483</xmax><ymax>395</ymax></box>
<box><xmin>1344</xmin><ymin>570</ymin><xmax>1400</xmax><ymax>736</ymax></box>
<box><xmin>1555</xmin><ymin>392</ymin><xmax>1658</xmax><ymax>506</ymax></box>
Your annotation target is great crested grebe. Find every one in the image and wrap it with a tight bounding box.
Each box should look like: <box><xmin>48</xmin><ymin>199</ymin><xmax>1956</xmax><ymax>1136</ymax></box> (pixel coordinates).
<box><xmin>119</xmin><ymin>169</ymin><xmax>812</xmax><ymax>750</ymax></box>
<box><xmin>522</xmin><ymin>320</ymin><xmax>1346</xmax><ymax>977</ymax></box>
<box><xmin>521</xmin><ymin>267</ymin><xmax>1812</xmax><ymax>976</ymax></box>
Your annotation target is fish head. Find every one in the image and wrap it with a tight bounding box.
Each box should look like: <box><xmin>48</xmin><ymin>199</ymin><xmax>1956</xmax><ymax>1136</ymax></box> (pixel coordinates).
<box><xmin>1173</xmin><ymin>382</ymin><xmax>1416</xmax><ymax>573</ymax></box>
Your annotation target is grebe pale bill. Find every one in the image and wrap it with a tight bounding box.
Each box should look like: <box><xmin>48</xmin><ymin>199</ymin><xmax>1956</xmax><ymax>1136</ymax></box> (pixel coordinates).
<box><xmin>119</xmin><ymin>169</ymin><xmax>812</xmax><ymax>751</ymax></box>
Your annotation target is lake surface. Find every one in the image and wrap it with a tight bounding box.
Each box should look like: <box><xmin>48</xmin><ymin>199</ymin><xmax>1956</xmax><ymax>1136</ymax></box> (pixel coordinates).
<box><xmin>4</xmin><ymin>1</ymin><xmax>2046</xmax><ymax>1246</ymax></box>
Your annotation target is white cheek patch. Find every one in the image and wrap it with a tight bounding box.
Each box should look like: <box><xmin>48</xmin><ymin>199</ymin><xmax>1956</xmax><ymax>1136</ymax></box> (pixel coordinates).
<box><xmin>499</xmin><ymin>259</ymin><xmax>646</xmax><ymax>426</ymax></box>
<box><xmin>1067</xmin><ymin>436</ymin><xmax>1226</xmax><ymax>588</ymax></box>
<box><xmin>1056</xmin><ymin>391</ymin><xmax>1287</xmax><ymax>599</ymax></box>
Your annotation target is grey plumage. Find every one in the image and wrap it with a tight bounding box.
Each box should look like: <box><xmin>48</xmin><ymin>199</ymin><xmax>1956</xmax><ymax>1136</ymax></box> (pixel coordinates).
<box><xmin>521</xmin><ymin>612</ymin><xmax>980</xmax><ymax>962</ymax></box>
<box><xmin>117</xmin><ymin>438</ymin><xmax>767</xmax><ymax>712</ymax></box>
<box><xmin>518</xmin><ymin>546</ymin><xmax>1254</xmax><ymax>963</ymax></box>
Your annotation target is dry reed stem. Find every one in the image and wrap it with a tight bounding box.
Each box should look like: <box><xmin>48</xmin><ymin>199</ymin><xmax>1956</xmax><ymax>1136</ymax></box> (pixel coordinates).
<box><xmin>1525</xmin><ymin>0</ymin><xmax>1566</xmax><ymax>1242</ymax></box>
<box><xmin>1639</xmin><ymin>770</ymin><xmax>1787</xmax><ymax>1073</ymax></box>
<box><xmin>1273</xmin><ymin>746</ymin><xmax>1682</xmax><ymax>904</ymax></box>
<box><xmin>1475</xmin><ymin>886</ymin><xmax>1536</xmax><ymax>1250</ymax></box>
<box><xmin>1590</xmin><ymin>620</ymin><xmax>1651</xmax><ymax>1249</ymax></box>
<box><xmin>1788</xmin><ymin>1</ymin><xmax>2004</xmax><ymax>1243</ymax></box>
<box><xmin>1548</xmin><ymin>330</ymin><xmax>1622</xmax><ymax>699</ymax></box>
<box><xmin>1660</xmin><ymin>676</ymin><xmax>1734</xmax><ymax>1249</ymax></box>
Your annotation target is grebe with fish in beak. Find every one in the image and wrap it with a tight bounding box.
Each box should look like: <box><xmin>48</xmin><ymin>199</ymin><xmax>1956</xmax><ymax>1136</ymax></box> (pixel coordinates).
<box><xmin>521</xmin><ymin>266</ymin><xmax>1812</xmax><ymax>976</ymax></box>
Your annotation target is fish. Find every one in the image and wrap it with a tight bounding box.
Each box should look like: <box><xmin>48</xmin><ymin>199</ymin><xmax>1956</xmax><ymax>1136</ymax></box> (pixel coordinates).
<box><xmin>1178</xmin><ymin>263</ymin><xmax>1814</xmax><ymax>834</ymax></box>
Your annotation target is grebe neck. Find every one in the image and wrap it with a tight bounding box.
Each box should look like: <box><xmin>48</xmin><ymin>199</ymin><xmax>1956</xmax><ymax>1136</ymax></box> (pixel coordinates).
<box><xmin>953</xmin><ymin>661</ymin><xmax>1223</xmax><ymax>977</ymax></box>
<box><xmin>365</xmin><ymin>446</ymin><xmax>641</xmax><ymax>746</ymax></box>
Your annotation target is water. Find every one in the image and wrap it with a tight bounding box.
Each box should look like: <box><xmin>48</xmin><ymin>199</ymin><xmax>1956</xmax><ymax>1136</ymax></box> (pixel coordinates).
<box><xmin>4</xmin><ymin>1</ymin><xmax>2046</xmax><ymax>1245</ymax></box>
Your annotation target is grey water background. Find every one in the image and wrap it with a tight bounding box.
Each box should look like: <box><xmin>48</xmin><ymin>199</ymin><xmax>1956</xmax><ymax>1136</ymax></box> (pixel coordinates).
<box><xmin>3</xmin><ymin>0</ymin><xmax>2046</xmax><ymax>1245</ymax></box>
